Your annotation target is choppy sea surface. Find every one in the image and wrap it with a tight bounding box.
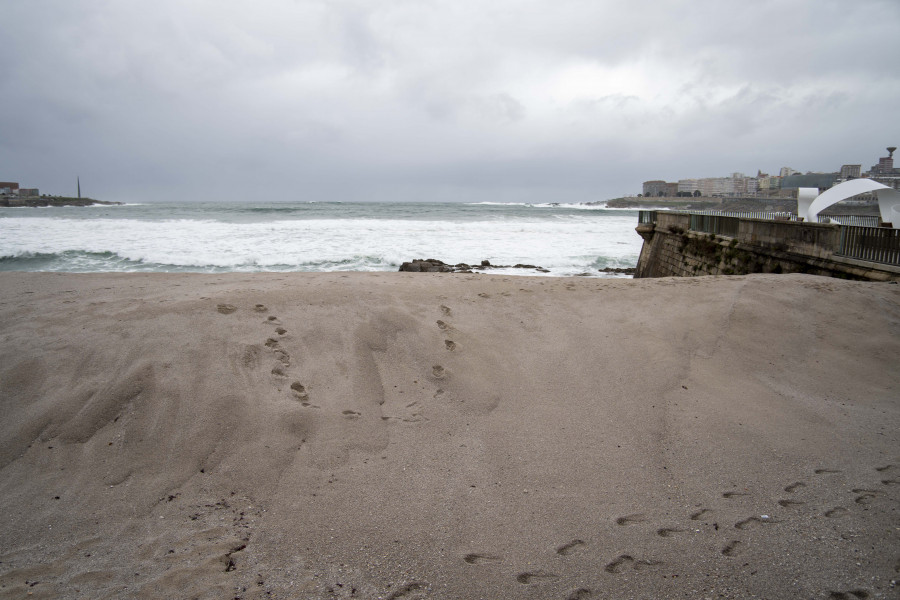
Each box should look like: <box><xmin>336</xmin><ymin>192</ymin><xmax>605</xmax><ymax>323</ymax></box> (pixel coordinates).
<box><xmin>0</xmin><ymin>201</ymin><xmax>642</xmax><ymax>277</ymax></box>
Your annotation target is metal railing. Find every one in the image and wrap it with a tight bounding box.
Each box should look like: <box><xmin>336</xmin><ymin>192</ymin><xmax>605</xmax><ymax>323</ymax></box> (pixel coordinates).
<box><xmin>638</xmin><ymin>210</ymin><xmax>879</xmax><ymax>227</ymax></box>
<box><xmin>689</xmin><ymin>210</ymin><xmax>801</xmax><ymax>222</ymax></box>
<box><xmin>639</xmin><ymin>209</ymin><xmax>801</xmax><ymax>224</ymax></box>
<box><xmin>689</xmin><ymin>214</ymin><xmax>740</xmax><ymax>237</ymax></box>
<box><xmin>638</xmin><ymin>210</ymin><xmax>657</xmax><ymax>224</ymax></box>
<box><xmin>821</xmin><ymin>215</ymin><xmax>881</xmax><ymax>227</ymax></box>
<box><xmin>837</xmin><ymin>226</ymin><xmax>900</xmax><ymax>265</ymax></box>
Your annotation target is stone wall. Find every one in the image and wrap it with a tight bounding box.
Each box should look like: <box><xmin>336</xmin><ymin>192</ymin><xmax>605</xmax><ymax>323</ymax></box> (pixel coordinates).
<box><xmin>634</xmin><ymin>214</ymin><xmax>900</xmax><ymax>281</ymax></box>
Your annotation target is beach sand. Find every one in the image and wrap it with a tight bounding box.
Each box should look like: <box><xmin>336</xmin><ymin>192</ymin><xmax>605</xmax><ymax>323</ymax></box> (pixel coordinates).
<box><xmin>0</xmin><ymin>272</ymin><xmax>898</xmax><ymax>599</ymax></box>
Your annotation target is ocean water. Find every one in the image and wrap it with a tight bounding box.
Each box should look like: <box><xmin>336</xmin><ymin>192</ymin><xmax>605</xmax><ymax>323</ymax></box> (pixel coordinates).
<box><xmin>0</xmin><ymin>201</ymin><xmax>642</xmax><ymax>277</ymax></box>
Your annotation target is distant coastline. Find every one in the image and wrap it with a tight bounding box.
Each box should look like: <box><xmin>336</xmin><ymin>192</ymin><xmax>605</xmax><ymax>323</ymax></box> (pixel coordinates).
<box><xmin>604</xmin><ymin>196</ymin><xmax>798</xmax><ymax>212</ymax></box>
<box><xmin>604</xmin><ymin>195</ymin><xmax>880</xmax><ymax>216</ymax></box>
<box><xmin>1</xmin><ymin>196</ymin><xmax>123</xmax><ymax>207</ymax></box>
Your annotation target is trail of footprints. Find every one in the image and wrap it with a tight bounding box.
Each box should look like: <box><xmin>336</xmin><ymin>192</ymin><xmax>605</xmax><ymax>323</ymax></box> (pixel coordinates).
<box><xmin>460</xmin><ymin>464</ymin><xmax>898</xmax><ymax>598</ymax></box>
<box><xmin>220</xmin><ymin>302</ymin><xmax>318</xmax><ymax>411</ymax></box>
<box><xmin>257</xmin><ymin>306</ymin><xmax>321</xmax><ymax>410</ymax></box>
<box><xmin>254</xmin><ymin>303</ymin><xmax>372</xmax><ymax>417</ymax></box>
<box><xmin>235</xmin><ymin>302</ymin><xmax>462</xmax><ymax>421</ymax></box>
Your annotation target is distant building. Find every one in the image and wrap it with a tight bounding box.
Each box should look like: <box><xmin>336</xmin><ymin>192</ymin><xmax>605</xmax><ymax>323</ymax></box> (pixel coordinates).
<box><xmin>677</xmin><ymin>179</ymin><xmax>699</xmax><ymax>194</ymax></box>
<box><xmin>779</xmin><ymin>167</ymin><xmax>799</xmax><ymax>178</ymax></box>
<box><xmin>19</xmin><ymin>188</ymin><xmax>39</xmax><ymax>197</ymax></box>
<box><xmin>758</xmin><ymin>175</ymin><xmax>783</xmax><ymax>192</ymax></box>
<box><xmin>781</xmin><ymin>172</ymin><xmax>839</xmax><ymax>192</ymax></box>
<box><xmin>870</xmin><ymin>150</ymin><xmax>894</xmax><ymax>175</ymax></box>
<box><xmin>866</xmin><ymin>146</ymin><xmax>899</xmax><ymax>190</ymax></box>
<box><xmin>642</xmin><ymin>180</ymin><xmax>668</xmax><ymax>197</ymax></box>
<box><xmin>730</xmin><ymin>173</ymin><xmax>759</xmax><ymax>196</ymax></box>
<box><xmin>840</xmin><ymin>164</ymin><xmax>862</xmax><ymax>179</ymax></box>
<box><xmin>642</xmin><ymin>180</ymin><xmax>679</xmax><ymax>197</ymax></box>
<box><xmin>677</xmin><ymin>174</ymin><xmax>758</xmax><ymax>197</ymax></box>
<box><xmin>0</xmin><ymin>181</ymin><xmax>19</xmax><ymax>195</ymax></box>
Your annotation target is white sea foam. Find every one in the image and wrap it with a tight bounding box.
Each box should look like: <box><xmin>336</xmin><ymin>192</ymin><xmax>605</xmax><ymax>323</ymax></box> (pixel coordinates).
<box><xmin>0</xmin><ymin>203</ymin><xmax>642</xmax><ymax>275</ymax></box>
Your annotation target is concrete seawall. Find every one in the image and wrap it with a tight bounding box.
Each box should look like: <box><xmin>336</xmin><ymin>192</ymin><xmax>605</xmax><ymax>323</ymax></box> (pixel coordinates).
<box><xmin>634</xmin><ymin>212</ymin><xmax>900</xmax><ymax>281</ymax></box>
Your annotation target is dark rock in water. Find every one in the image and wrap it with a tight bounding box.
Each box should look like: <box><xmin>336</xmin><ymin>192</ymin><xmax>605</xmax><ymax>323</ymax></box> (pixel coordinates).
<box><xmin>400</xmin><ymin>258</ymin><xmax>564</xmax><ymax>275</ymax></box>
<box><xmin>399</xmin><ymin>259</ymin><xmax>633</xmax><ymax>276</ymax></box>
<box><xmin>399</xmin><ymin>259</ymin><xmax>453</xmax><ymax>272</ymax></box>
<box><xmin>399</xmin><ymin>258</ymin><xmax>552</xmax><ymax>274</ymax></box>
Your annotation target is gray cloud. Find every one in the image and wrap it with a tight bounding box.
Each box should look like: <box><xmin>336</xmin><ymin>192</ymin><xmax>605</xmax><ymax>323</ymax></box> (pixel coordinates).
<box><xmin>1</xmin><ymin>0</ymin><xmax>898</xmax><ymax>202</ymax></box>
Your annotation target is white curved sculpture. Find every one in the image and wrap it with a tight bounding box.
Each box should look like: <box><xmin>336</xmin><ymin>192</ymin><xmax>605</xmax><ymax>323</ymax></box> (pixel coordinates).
<box><xmin>804</xmin><ymin>179</ymin><xmax>900</xmax><ymax>228</ymax></box>
<box><xmin>878</xmin><ymin>188</ymin><xmax>900</xmax><ymax>226</ymax></box>
<box><xmin>797</xmin><ymin>188</ymin><xmax>818</xmax><ymax>222</ymax></box>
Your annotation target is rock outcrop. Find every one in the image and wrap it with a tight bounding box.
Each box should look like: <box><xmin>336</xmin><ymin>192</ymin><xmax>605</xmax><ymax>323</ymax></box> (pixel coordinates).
<box><xmin>398</xmin><ymin>258</ymin><xmax>550</xmax><ymax>273</ymax></box>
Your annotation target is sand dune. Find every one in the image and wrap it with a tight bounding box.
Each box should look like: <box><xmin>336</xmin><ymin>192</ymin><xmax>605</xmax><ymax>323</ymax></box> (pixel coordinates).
<box><xmin>1</xmin><ymin>272</ymin><xmax>898</xmax><ymax>599</ymax></box>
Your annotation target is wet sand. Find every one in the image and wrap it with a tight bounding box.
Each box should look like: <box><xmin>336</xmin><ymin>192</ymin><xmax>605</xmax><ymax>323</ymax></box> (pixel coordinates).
<box><xmin>0</xmin><ymin>272</ymin><xmax>898</xmax><ymax>599</ymax></box>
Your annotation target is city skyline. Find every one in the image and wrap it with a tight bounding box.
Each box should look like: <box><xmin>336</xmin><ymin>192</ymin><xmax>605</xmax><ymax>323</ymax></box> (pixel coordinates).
<box><xmin>641</xmin><ymin>145</ymin><xmax>899</xmax><ymax>198</ymax></box>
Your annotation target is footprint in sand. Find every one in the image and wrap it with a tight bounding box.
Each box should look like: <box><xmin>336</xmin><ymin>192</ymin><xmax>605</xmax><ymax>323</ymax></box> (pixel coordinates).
<box><xmin>852</xmin><ymin>489</ymin><xmax>883</xmax><ymax>504</ymax></box>
<box><xmin>463</xmin><ymin>553</ymin><xmax>501</xmax><ymax>565</ymax></box>
<box><xmin>875</xmin><ymin>464</ymin><xmax>895</xmax><ymax>472</ymax></box>
<box><xmin>824</xmin><ymin>507</ymin><xmax>849</xmax><ymax>518</ymax></box>
<box><xmin>444</xmin><ymin>340</ymin><xmax>457</xmax><ymax>351</ymax></box>
<box><xmin>440</xmin><ymin>305</ymin><xmax>452</xmax><ymax>316</ymax></box>
<box><xmin>222</xmin><ymin>543</ymin><xmax>247</xmax><ymax>572</ymax></box>
<box><xmin>385</xmin><ymin>582</ymin><xmax>428</xmax><ymax>599</ymax></box>
<box><xmin>615</xmin><ymin>514</ymin><xmax>646</xmax><ymax>526</ymax></box>
<box><xmin>784</xmin><ymin>481</ymin><xmax>806</xmax><ymax>493</ymax></box>
<box><xmin>271</xmin><ymin>366</ymin><xmax>287</xmax><ymax>378</ymax></box>
<box><xmin>556</xmin><ymin>539</ymin><xmax>585</xmax><ymax>556</ymax></box>
<box><xmin>275</xmin><ymin>327</ymin><xmax>287</xmax><ymax>335</ymax></box>
<box><xmin>290</xmin><ymin>382</ymin><xmax>316</xmax><ymax>407</ymax></box>
<box><xmin>815</xmin><ymin>468</ymin><xmax>842</xmax><ymax>475</ymax></box>
<box><xmin>690</xmin><ymin>508</ymin><xmax>712</xmax><ymax>521</ymax></box>
<box><xmin>274</xmin><ymin>351</ymin><xmax>290</xmax><ymax>366</ymax></box>
<box><xmin>777</xmin><ymin>499</ymin><xmax>805</xmax><ymax>509</ymax></box>
<box><xmin>656</xmin><ymin>527</ymin><xmax>686</xmax><ymax>538</ymax></box>
<box><xmin>432</xmin><ymin>365</ymin><xmax>446</xmax><ymax>379</ymax></box>
<box><xmin>604</xmin><ymin>554</ymin><xmax>661</xmax><ymax>574</ymax></box>
<box><xmin>436</xmin><ymin>320</ymin><xmax>451</xmax><ymax>330</ymax></box>
<box><xmin>881</xmin><ymin>478</ymin><xmax>900</xmax><ymax>486</ymax></box>
<box><xmin>254</xmin><ymin>304</ymin><xmax>268</xmax><ymax>312</ymax></box>
<box><xmin>722</xmin><ymin>491</ymin><xmax>749</xmax><ymax>499</ymax></box>
<box><xmin>342</xmin><ymin>410</ymin><xmax>361</xmax><ymax>419</ymax></box>
<box><xmin>721</xmin><ymin>540</ymin><xmax>743</xmax><ymax>557</ymax></box>
<box><xmin>828</xmin><ymin>590</ymin><xmax>870</xmax><ymax>599</ymax></box>
<box><xmin>516</xmin><ymin>572</ymin><xmax>559</xmax><ymax>584</ymax></box>
<box><xmin>566</xmin><ymin>589</ymin><xmax>594</xmax><ymax>600</ymax></box>
<box><xmin>217</xmin><ymin>304</ymin><xmax>237</xmax><ymax>314</ymax></box>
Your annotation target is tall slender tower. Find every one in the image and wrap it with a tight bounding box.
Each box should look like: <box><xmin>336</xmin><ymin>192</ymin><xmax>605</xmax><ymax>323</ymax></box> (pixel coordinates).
<box><xmin>77</xmin><ymin>176</ymin><xmax>81</xmax><ymax>199</ymax></box>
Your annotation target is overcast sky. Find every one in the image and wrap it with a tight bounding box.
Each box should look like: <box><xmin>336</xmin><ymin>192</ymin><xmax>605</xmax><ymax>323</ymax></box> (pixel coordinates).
<box><xmin>2</xmin><ymin>0</ymin><xmax>899</xmax><ymax>203</ymax></box>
